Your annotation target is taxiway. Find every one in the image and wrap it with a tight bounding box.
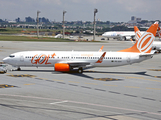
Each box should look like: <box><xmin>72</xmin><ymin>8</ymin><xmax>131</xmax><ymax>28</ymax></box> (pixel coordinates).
<box><xmin>0</xmin><ymin>41</ymin><xmax>161</xmax><ymax>120</ymax></box>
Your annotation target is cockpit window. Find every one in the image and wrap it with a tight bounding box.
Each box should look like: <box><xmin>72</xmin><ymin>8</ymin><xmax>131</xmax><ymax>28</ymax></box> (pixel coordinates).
<box><xmin>9</xmin><ymin>55</ymin><xmax>15</xmax><ymax>58</ymax></box>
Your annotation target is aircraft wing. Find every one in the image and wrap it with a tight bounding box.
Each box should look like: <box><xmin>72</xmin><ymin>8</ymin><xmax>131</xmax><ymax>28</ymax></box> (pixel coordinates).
<box><xmin>67</xmin><ymin>61</ymin><xmax>91</xmax><ymax>67</ymax></box>
<box><xmin>58</xmin><ymin>52</ymin><xmax>106</xmax><ymax>68</ymax></box>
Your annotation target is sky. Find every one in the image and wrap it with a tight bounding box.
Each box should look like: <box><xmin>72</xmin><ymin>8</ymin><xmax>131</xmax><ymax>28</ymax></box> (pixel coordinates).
<box><xmin>0</xmin><ymin>0</ymin><xmax>161</xmax><ymax>22</ymax></box>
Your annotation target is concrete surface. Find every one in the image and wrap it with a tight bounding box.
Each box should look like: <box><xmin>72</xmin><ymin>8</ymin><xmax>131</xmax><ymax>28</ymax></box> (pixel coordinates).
<box><xmin>0</xmin><ymin>40</ymin><xmax>161</xmax><ymax>120</ymax></box>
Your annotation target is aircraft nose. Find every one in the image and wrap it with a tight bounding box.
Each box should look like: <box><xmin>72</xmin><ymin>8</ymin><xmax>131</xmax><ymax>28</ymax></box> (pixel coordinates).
<box><xmin>3</xmin><ymin>57</ymin><xmax>9</xmax><ymax>63</ymax></box>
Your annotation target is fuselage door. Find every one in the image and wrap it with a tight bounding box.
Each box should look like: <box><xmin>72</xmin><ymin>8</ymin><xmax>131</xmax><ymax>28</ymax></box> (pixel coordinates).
<box><xmin>127</xmin><ymin>54</ymin><xmax>131</xmax><ymax>63</ymax></box>
<box><xmin>20</xmin><ymin>54</ymin><xmax>24</xmax><ymax>62</ymax></box>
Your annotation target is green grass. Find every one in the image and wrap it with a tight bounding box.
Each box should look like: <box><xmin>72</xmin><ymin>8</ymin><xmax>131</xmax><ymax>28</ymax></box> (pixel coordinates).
<box><xmin>0</xmin><ymin>28</ymin><xmax>22</xmax><ymax>34</ymax></box>
<box><xmin>0</xmin><ymin>27</ymin><xmax>60</xmax><ymax>34</ymax></box>
<box><xmin>0</xmin><ymin>35</ymin><xmax>73</xmax><ymax>42</ymax></box>
<box><xmin>0</xmin><ymin>28</ymin><xmax>101</xmax><ymax>42</ymax></box>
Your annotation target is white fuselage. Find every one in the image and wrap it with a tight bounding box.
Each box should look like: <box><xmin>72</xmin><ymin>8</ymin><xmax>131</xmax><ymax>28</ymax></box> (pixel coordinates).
<box><xmin>3</xmin><ymin>51</ymin><xmax>152</xmax><ymax>68</ymax></box>
<box><xmin>102</xmin><ymin>31</ymin><xmax>135</xmax><ymax>37</ymax></box>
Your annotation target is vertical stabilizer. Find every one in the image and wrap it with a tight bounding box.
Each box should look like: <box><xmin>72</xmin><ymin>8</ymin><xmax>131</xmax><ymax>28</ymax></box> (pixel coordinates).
<box><xmin>118</xmin><ymin>22</ymin><xmax>158</xmax><ymax>53</ymax></box>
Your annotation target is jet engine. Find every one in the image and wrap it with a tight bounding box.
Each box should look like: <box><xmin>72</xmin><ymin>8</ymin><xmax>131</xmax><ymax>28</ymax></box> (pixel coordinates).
<box><xmin>54</xmin><ymin>63</ymin><xmax>70</xmax><ymax>72</ymax></box>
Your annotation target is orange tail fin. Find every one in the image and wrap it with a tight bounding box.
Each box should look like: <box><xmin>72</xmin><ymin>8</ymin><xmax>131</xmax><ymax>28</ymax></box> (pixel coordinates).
<box><xmin>118</xmin><ymin>22</ymin><xmax>158</xmax><ymax>53</ymax></box>
<box><xmin>134</xmin><ymin>26</ymin><xmax>141</xmax><ymax>42</ymax></box>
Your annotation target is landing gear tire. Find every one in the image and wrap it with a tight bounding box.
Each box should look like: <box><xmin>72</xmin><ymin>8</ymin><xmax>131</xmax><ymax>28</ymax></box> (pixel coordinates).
<box><xmin>78</xmin><ymin>67</ymin><xmax>83</xmax><ymax>74</ymax></box>
<box><xmin>17</xmin><ymin>67</ymin><xmax>21</xmax><ymax>71</ymax></box>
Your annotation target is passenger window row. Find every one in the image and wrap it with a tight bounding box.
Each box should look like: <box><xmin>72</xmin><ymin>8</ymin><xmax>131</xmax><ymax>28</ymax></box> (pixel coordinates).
<box><xmin>25</xmin><ymin>56</ymin><xmax>122</xmax><ymax>60</ymax></box>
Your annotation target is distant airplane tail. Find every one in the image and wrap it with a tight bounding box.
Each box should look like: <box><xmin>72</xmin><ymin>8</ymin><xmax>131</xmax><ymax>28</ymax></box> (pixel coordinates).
<box><xmin>118</xmin><ymin>22</ymin><xmax>158</xmax><ymax>53</ymax></box>
<box><xmin>134</xmin><ymin>26</ymin><xmax>141</xmax><ymax>42</ymax></box>
<box><xmin>157</xmin><ymin>27</ymin><xmax>161</xmax><ymax>39</ymax></box>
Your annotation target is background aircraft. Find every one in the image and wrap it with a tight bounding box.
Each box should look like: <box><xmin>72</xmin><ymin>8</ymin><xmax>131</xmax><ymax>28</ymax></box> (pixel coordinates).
<box><xmin>102</xmin><ymin>31</ymin><xmax>145</xmax><ymax>41</ymax></box>
<box><xmin>54</xmin><ymin>34</ymin><xmax>63</xmax><ymax>38</ymax></box>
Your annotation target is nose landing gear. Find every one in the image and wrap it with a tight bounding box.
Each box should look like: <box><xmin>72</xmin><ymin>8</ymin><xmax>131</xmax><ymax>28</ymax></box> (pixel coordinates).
<box><xmin>17</xmin><ymin>67</ymin><xmax>21</xmax><ymax>71</ymax></box>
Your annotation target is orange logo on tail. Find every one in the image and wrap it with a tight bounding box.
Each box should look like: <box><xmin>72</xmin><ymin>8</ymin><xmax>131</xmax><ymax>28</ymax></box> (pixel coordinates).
<box><xmin>137</xmin><ymin>32</ymin><xmax>154</xmax><ymax>53</ymax></box>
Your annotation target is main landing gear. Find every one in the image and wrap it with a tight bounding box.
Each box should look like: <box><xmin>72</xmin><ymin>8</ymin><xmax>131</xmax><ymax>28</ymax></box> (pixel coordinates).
<box><xmin>78</xmin><ymin>67</ymin><xmax>83</xmax><ymax>74</ymax></box>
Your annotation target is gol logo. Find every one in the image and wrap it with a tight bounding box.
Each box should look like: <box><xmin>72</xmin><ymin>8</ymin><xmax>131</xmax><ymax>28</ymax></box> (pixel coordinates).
<box><xmin>31</xmin><ymin>53</ymin><xmax>56</xmax><ymax>64</ymax></box>
<box><xmin>137</xmin><ymin>32</ymin><xmax>154</xmax><ymax>53</ymax></box>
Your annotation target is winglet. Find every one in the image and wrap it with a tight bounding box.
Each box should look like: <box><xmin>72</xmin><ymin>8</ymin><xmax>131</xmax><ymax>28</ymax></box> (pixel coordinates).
<box><xmin>96</xmin><ymin>52</ymin><xmax>106</xmax><ymax>63</ymax></box>
<box><xmin>98</xmin><ymin>46</ymin><xmax>104</xmax><ymax>52</ymax></box>
<box><xmin>118</xmin><ymin>22</ymin><xmax>158</xmax><ymax>53</ymax></box>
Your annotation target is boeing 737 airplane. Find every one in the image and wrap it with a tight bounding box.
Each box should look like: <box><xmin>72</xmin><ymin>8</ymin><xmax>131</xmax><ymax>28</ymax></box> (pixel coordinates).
<box><xmin>102</xmin><ymin>31</ymin><xmax>145</xmax><ymax>41</ymax></box>
<box><xmin>3</xmin><ymin>22</ymin><xmax>158</xmax><ymax>73</ymax></box>
<box><xmin>134</xmin><ymin>25</ymin><xmax>161</xmax><ymax>52</ymax></box>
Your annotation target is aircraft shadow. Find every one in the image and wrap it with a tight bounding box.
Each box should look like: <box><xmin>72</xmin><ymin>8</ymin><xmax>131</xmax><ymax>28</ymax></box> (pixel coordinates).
<box><xmin>83</xmin><ymin>70</ymin><xmax>158</xmax><ymax>78</ymax></box>
<box><xmin>84</xmin><ymin>70</ymin><xmax>147</xmax><ymax>75</ymax></box>
<box><xmin>16</xmin><ymin>69</ymin><xmax>158</xmax><ymax>80</ymax></box>
<box><xmin>67</xmin><ymin>71</ymin><xmax>123</xmax><ymax>81</ymax></box>
<box><xmin>19</xmin><ymin>70</ymin><xmax>54</xmax><ymax>73</ymax></box>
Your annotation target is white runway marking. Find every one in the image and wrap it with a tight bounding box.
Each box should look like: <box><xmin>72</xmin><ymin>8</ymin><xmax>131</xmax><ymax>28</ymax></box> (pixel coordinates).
<box><xmin>1</xmin><ymin>94</ymin><xmax>161</xmax><ymax>116</ymax></box>
<box><xmin>50</xmin><ymin>100</ymin><xmax>68</xmax><ymax>105</ymax></box>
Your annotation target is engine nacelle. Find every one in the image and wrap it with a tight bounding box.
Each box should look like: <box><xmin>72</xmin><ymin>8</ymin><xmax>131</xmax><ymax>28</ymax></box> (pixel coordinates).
<box><xmin>54</xmin><ymin>63</ymin><xmax>70</xmax><ymax>72</ymax></box>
